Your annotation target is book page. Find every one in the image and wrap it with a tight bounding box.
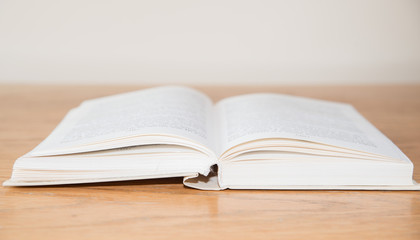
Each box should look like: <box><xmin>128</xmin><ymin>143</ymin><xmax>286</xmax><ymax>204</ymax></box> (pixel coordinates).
<box><xmin>215</xmin><ymin>93</ymin><xmax>408</xmax><ymax>161</ymax></box>
<box><xmin>32</xmin><ymin>86</ymin><xmax>215</xmax><ymax>155</ymax></box>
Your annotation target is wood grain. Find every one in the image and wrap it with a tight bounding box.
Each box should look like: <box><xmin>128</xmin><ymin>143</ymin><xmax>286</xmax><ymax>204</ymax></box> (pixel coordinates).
<box><xmin>1</xmin><ymin>85</ymin><xmax>420</xmax><ymax>240</ymax></box>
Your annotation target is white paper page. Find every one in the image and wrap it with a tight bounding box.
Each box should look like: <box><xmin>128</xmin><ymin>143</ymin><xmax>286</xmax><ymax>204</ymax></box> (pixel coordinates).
<box><xmin>215</xmin><ymin>93</ymin><xmax>409</xmax><ymax>161</ymax></box>
<box><xmin>32</xmin><ymin>86</ymin><xmax>215</xmax><ymax>155</ymax></box>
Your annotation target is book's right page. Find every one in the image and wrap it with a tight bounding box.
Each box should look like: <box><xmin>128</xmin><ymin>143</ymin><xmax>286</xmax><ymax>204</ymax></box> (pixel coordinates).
<box><xmin>216</xmin><ymin>93</ymin><xmax>406</xmax><ymax>161</ymax></box>
<box><xmin>213</xmin><ymin>93</ymin><xmax>419</xmax><ymax>190</ymax></box>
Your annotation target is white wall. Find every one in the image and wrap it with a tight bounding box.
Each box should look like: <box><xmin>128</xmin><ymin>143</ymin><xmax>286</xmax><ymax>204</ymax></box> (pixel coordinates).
<box><xmin>0</xmin><ymin>0</ymin><xmax>419</xmax><ymax>85</ymax></box>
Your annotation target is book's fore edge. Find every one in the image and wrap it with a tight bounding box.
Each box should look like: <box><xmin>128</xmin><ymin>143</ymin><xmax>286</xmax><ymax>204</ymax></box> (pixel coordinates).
<box><xmin>2</xmin><ymin>172</ymin><xmax>200</xmax><ymax>187</ymax></box>
<box><xmin>225</xmin><ymin>180</ymin><xmax>420</xmax><ymax>190</ymax></box>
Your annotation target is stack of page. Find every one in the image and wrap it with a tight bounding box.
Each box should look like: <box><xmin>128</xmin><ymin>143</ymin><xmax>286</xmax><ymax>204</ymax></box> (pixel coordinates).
<box><xmin>4</xmin><ymin>86</ymin><xmax>419</xmax><ymax>190</ymax></box>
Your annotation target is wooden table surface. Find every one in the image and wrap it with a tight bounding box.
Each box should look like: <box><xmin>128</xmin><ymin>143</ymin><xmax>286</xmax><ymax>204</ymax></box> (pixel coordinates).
<box><xmin>1</xmin><ymin>85</ymin><xmax>420</xmax><ymax>240</ymax></box>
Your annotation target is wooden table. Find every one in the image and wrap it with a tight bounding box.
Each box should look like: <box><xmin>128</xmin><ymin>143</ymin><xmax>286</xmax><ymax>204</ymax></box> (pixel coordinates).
<box><xmin>1</xmin><ymin>85</ymin><xmax>419</xmax><ymax>240</ymax></box>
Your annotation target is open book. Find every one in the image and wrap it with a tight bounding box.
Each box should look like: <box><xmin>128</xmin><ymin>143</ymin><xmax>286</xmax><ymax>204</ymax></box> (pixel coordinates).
<box><xmin>4</xmin><ymin>86</ymin><xmax>419</xmax><ymax>190</ymax></box>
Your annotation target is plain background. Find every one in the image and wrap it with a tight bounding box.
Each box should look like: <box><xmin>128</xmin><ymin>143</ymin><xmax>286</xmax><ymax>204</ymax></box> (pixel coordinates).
<box><xmin>0</xmin><ymin>0</ymin><xmax>419</xmax><ymax>85</ymax></box>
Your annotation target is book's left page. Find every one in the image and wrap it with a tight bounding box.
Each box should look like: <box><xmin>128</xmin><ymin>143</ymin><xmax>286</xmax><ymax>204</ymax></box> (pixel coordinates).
<box><xmin>31</xmin><ymin>86</ymin><xmax>216</xmax><ymax>156</ymax></box>
<box><xmin>5</xmin><ymin>86</ymin><xmax>218</xmax><ymax>186</ymax></box>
